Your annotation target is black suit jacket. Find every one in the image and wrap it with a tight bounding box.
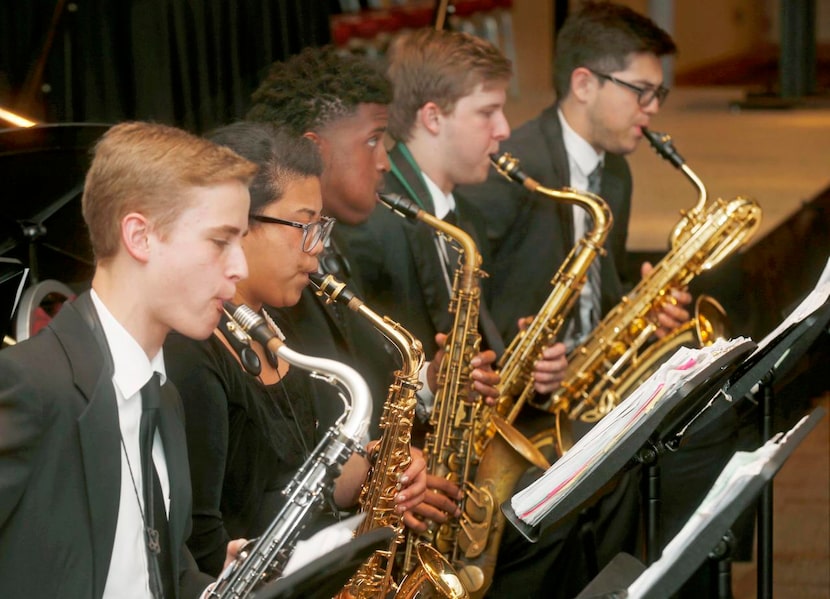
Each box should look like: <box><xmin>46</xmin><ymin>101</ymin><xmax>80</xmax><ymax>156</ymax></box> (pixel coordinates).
<box><xmin>457</xmin><ymin>104</ymin><xmax>633</xmax><ymax>341</ymax></box>
<box><xmin>0</xmin><ymin>292</ymin><xmax>210</xmax><ymax>599</ymax></box>
<box><xmin>340</xmin><ymin>144</ymin><xmax>496</xmax><ymax>361</ymax></box>
<box><xmin>269</xmin><ymin>229</ymin><xmax>398</xmax><ymax>439</ymax></box>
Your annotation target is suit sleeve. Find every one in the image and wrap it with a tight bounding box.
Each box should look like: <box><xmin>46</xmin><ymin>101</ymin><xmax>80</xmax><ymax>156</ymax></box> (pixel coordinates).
<box><xmin>0</xmin><ymin>354</ymin><xmax>44</xmax><ymax>528</ymax></box>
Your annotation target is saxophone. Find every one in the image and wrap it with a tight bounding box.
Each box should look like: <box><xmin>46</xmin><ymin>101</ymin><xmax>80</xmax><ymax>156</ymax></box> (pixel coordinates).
<box><xmin>557</xmin><ymin>128</ymin><xmax>762</xmax><ymax>431</ymax></box>
<box><xmin>472</xmin><ymin>152</ymin><xmax>613</xmax><ymax>456</ymax></box>
<box><xmin>454</xmin><ymin>153</ymin><xmax>612</xmax><ymax>598</ymax></box>
<box><xmin>209</xmin><ymin>302</ymin><xmax>372</xmax><ymax>599</ymax></box>
<box><xmin>310</xmin><ymin>272</ymin><xmax>468</xmax><ymax>599</ymax></box>
<box><xmin>375</xmin><ymin>192</ymin><xmax>492</xmax><ymax>593</ymax></box>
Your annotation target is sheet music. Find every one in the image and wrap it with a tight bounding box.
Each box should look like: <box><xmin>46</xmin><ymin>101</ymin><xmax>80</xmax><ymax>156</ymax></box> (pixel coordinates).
<box><xmin>282</xmin><ymin>513</ymin><xmax>366</xmax><ymax>576</ymax></box>
<box><xmin>753</xmin><ymin>255</ymin><xmax>830</xmax><ymax>356</ymax></box>
<box><xmin>510</xmin><ymin>337</ymin><xmax>751</xmax><ymax>527</ymax></box>
<box><xmin>626</xmin><ymin>413</ymin><xmax>814</xmax><ymax>598</ymax></box>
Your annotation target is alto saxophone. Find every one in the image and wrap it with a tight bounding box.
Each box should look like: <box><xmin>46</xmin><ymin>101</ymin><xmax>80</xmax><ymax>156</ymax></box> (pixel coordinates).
<box><xmin>210</xmin><ymin>302</ymin><xmax>372</xmax><ymax>599</ymax></box>
<box><xmin>558</xmin><ymin>128</ymin><xmax>762</xmax><ymax>430</ymax></box>
<box><xmin>310</xmin><ymin>272</ymin><xmax>468</xmax><ymax>599</ymax></box>
<box><xmin>455</xmin><ymin>153</ymin><xmax>612</xmax><ymax>598</ymax></box>
<box><xmin>376</xmin><ymin>192</ymin><xmax>491</xmax><ymax>594</ymax></box>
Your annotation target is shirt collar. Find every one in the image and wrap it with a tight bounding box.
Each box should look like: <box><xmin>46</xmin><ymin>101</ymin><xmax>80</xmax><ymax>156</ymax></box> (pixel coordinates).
<box><xmin>422</xmin><ymin>172</ymin><xmax>456</xmax><ymax>220</ymax></box>
<box><xmin>558</xmin><ymin>108</ymin><xmax>605</xmax><ymax>185</ymax></box>
<box><xmin>90</xmin><ymin>289</ymin><xmax>167</xmax><ymax>400</ymax></box>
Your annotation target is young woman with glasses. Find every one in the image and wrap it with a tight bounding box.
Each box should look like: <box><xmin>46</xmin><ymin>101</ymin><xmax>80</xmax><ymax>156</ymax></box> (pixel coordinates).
<box><xmin>163</xmin><ymin>121</ymin><xmax>427</xmax><ymax>576</ymax></box>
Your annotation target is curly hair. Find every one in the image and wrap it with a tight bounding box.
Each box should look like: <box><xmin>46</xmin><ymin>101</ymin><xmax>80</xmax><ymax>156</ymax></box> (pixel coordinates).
<box><xmin>246</xmin><ymin>46</ymin><xmax>393</xmax><ymax>136</ymax></box>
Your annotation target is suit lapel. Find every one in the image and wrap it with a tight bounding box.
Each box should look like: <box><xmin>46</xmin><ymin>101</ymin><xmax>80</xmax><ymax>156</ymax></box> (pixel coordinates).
<box><xmin>539</xmin><ymin>107</ymin><xmax>577</xmax><ymax>248</ymax></box>
<box><xmin>388</xmin><ymin>145</ymin><xmax>453</xmax><ymax>333</ymax></box>
<box><xmin>54</xmin><ymin>297</ymin><xmax>121</xmax><ymax>599</ymax></box>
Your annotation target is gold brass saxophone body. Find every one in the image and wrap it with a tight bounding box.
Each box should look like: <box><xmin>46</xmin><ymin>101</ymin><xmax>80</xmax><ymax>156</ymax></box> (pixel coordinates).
<box><xmin>376</xmin><ymin>192</ymin><xmax>495</xmax><ymax>595</ymax></box>
<box><xmin>310</xmin><ymin>272</ymin><xmax>467</xmax><ymax>599</ymax></box>
<box><xmin>553</xmin><ymin>128</ymin><xmax>762</xmax><ymax>437</ymax></box>
<box><xmin>452</xmin><ymin>153</ymin><xmax>612</xmax><ymax>598</ymax></box>
<box><xmin>472</xmin><ymin>153</ymin><xmax>613</xmax><ymax>457</ymax></box>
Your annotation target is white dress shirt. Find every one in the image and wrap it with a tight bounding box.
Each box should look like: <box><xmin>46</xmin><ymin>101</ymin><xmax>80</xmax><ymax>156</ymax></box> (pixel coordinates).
<box><xmin>92</xmin><ymin>290</ymin><xmax>171</xmax><ymax>599</ymax></box>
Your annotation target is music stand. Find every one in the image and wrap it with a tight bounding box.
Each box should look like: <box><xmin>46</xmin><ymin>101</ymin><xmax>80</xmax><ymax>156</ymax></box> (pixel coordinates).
<box><xmin>686</xmin><ymin>294</ymin><xmax>830</xmax><ymax>598</ymax></box>
<box><xmin>249</xmin><ymin>527</ymin><xmax>395</xmax><ymax>599</ymax></box>
<box><xmin>502</xmin><ymin>339</ymin><xmax>755</xmax><ymax>545</ymax></box>
<box><xmin>574</xmin><ymin>407</ymin><xmax>826</xmax><ymax>599</ymax></box>
<box><xmin>0</xmin><ymin>123</ymin><xmax>110</xmax><ymax>285</ymax></box>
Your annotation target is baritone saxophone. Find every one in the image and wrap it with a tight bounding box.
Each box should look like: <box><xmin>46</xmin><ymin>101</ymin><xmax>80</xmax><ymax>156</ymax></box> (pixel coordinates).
<box><xmin>310</xmin><ymin>272</ymin><xmax>467</xmax><ymax>599</ymax></box>
<box><xmin>558</xmin><ymin>127</ymin><xmax>762</xmax><ymax>430</ymax></box>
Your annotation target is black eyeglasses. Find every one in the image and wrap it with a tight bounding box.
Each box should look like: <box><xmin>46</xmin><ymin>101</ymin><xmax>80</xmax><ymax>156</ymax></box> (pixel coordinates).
<box><xmin>588</xmin><ymin>69</ymin><xmax>669</xmax><ymax>107</ymax></box>
<box><xmin>249</xmin><ymin>214</ymin><xmax>336</xmax><ymax>253</ymax></box>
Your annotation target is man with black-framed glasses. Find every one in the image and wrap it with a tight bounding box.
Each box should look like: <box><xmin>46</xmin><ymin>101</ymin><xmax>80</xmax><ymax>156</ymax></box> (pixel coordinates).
<box><xmin>456</xmin><ymin>3</ymin><xmax>699</xmax><ymax>598</ymax></box>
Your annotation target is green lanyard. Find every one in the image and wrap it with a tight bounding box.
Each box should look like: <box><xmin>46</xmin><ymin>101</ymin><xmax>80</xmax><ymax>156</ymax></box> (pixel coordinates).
<box><xmin>389</xmin><ymin>142</ymin><xmax>430</xmax><ymax>211</ymax></box>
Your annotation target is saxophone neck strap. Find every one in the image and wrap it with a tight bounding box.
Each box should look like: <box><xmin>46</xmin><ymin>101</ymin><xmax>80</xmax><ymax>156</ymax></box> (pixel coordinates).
<box><xmin>389</xmin><ymin>142</ymin><xmax>433</xmax><ymax>213</ymax></box>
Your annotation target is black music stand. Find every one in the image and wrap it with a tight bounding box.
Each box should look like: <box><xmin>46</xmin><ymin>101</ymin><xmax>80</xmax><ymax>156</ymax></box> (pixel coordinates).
<box><xmin>0</xmin><ymin>123</ymin><xmax>110</xmax><ymax>285</ymax></box>
<box><xmin>502</xmin><ymin>338</ymin><xmax>756</xmax><ymax>545</ymax></box>
<box><xmin>249</xmin><ymin>526</ymin><xmax>395</xmax><ymax>599</ymax></box>
<box><xmin>680</xmin><ymin>293</ymin><xmax>830</xmax><ymax>599</ymax></box>
<box><xmin>574</xmin><ymin>407</ymin><xmax>826</xmax><ymax>599</ymax></box>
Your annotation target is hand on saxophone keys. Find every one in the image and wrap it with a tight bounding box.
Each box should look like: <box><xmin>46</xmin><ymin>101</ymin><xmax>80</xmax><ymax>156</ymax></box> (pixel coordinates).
<box><xmin>361</xmin><ymin>440</ymin><xmax>428</xmax><ymax>517</ymax></box>
<box><xmin>516</xmin><ymin>315</ymin><xmax>569</xmax><ymax>394</ymax></box>
<box><xmin>427</xmin><ymin>333</ymin><xmax>501</xmax><ymax>404</ymax></box>
<box><xmin>640</xmin><ymin>262</ymin><xmax>693</xmax><ymax>338</ymax></box>
<box><xmin>403</xmin><ymin>473</ymin><xmax>465</xmax><ymax>533</ymax></box>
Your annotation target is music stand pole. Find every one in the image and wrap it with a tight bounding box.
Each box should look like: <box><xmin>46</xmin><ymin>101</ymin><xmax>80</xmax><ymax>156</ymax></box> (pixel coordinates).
<box><xmin>757</xmin><ymin>374</ymin><xmax>775</xmax><ymax>599</ymax></box>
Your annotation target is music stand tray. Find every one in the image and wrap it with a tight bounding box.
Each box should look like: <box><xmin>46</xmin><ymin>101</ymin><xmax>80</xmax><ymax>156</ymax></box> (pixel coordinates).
<box><xmin>503</xmin><ymin>339</ymin><xmax>756</xmax><ymax>542</ymax></box>
<box><xmin>249</xmin><ymin>527</ymin><xmax>395</xmax><ymax>599</ymax></box>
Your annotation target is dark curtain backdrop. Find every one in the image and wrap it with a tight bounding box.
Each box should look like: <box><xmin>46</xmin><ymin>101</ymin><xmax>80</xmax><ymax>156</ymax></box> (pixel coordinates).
<box><xmin>0</xmin><ymin>0</ymin><xmax>333</xmax><ymax>133</ymax></box>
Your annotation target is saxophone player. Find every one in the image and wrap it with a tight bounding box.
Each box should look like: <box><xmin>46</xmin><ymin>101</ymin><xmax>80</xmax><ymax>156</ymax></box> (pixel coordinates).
<box><xmin>163</xmin><ymin>122</ymin><xmax>430</xmax><ymax>577</ymax></box>
<box><xmin>0</xmin><ymin>122</ymin><xmax>256</xmax><ymax>598</ymax></box>
<box><xmin>245</xmin><ymin>46</ymin><xmax>529</xmax><ymax>533</ymax></box>
<box><xmin>336</xmin><ymin>28</ymin><xmax>574</xmax><ymax>597</ymax></box>
<box><xmin>459</xmin><ymin>4</ymin><xmax>749</xmax><ymax>598</ymax></box>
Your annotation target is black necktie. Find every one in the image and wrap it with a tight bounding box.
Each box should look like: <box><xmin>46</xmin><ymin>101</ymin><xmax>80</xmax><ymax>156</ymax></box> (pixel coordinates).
<box><xmin>140</xmin><ymin>374</ymin><xmax>173</xmax><ymax>599</ymax></box>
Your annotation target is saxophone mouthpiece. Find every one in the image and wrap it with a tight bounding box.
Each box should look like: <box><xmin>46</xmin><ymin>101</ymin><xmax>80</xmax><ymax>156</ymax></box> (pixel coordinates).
<box><xmin>642</xmin><ymin>127</ymin><xmax>685</xmax><ymax>169</ymax></box>
<box><xmin>377</xmin><ymin>192</ymin><xmax>421</xmax><ymax>220</ymax></box>
<box><xmin>309</xmin><ymin>272</ymin><xmax>358</xmax><ymax>307</ymax></box>
<box><xmin>490</xmin><ymin>152</ymin><xmax>528</xmax><ymax>186</ymax></box>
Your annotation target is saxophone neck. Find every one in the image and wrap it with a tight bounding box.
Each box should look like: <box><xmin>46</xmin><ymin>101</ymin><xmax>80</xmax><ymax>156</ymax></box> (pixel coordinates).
<box><xmin>310</xmin><ymin>272</ymin><xmax>425</xmax><ymax>378</ymax></box>
<box><xmin>224</xmin><ymin>301</ymin><xmax>372</xmax><ymax>443</ymax></box>
<box><xmin>642</xmin><ymin>127</ymin><xmax>708</xmax><ymax>221</ymax></box>
<box><xmin>378</xmin><ymin>192</ymin><xmax>481</xmax><ymax>287</ymax></box>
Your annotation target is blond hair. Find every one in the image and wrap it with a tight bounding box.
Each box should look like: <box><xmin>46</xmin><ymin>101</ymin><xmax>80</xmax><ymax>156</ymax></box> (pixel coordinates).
<box><xmin>82</xmin><ymin>121</ymin><xmax>257</xmax><ymax>261</ymax></box>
